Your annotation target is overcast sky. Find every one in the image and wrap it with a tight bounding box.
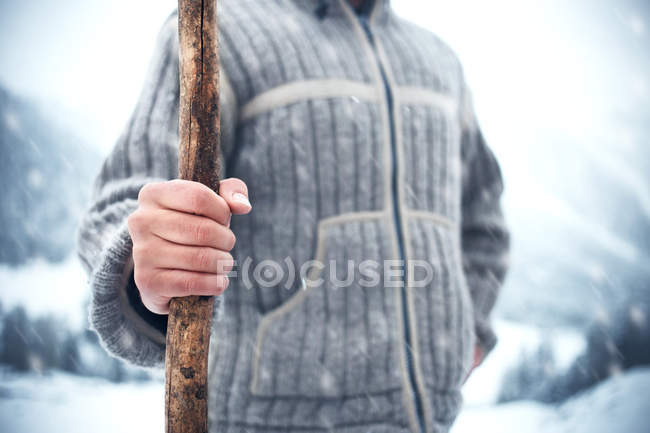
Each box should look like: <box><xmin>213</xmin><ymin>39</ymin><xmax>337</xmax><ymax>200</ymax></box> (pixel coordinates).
<box><xmin>1</xmin><ymin>0</ymin><xmax>647</xmax><ymax>154</ymax></box>
<box><xmin>0</xmin><ymin>0</ymin><xmax>177</xmax><ymax>151</ymax></box>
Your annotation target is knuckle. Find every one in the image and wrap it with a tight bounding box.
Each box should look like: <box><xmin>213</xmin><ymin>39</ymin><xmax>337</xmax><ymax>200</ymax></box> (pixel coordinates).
<box><xmin>138</xmin><ymin>182</ymin><xmax>157</xmax><ymax>202</ymax></box>
<box><xmin>238</xmin><ymin>180</ymin><xmax>249</xmax><ymax>195</ymax></box>
<box><xmin>189</xmin><ymin>187</ymin><xmax>210</xmax><ymax>214</ymax></box>
<box><xmin>193</xmin><ymin>220</ymin><xmax>213</xmax><ymax>245</ymax></box>
<box><xmin>127</xmin><ymin>211</ymin><xmax>143</xmax><ymax>231</ymax></box>
<box><xmin>224</xmin><ymin>177</ymin><xmax>249</xmax><ymax>194</ymax></box>
<box><xmin>193</xmin><ymin>248</ymin><xmax>213</xmax><ymax>271</ymax></box>
<box><xmin>134</xmin><ymin>268</ymin><xmax>153</xmax><ymax>292</ymax></box>
<box><xmin>179</xmin><ymin>219</ymin><xmax>193</xmax><ymax>239</ymax></box>
<box><xmin>182</xmin><ymin>275</ymin><xmax>197</xmax><ymax>296</ymax></box>
<box><xmin>215</xmin><ymin>197</ymin><xmax>230</xmax><ymax>219</ymax></box>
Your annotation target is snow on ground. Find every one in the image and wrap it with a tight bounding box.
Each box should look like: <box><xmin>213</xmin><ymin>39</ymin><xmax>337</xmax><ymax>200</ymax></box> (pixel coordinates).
<box><xmin>2</xmin><ymin>367</ymin><xmax>649</xmax><ymax>433</ymax></box>
<box><xmin>453</xmin><ymin>367</ymin><xmax>650</xmax><ymax>433</ymax></box>
<box><xmin>0</xmin><ymin>371</ymin><xmax>164</xmax><ymax>433</ymax></box>
<box><xmin>462</xmin><ymin>319</ymin><xmax>586</xmax><ymax>406</ymax></box>
<box><xmin>453</xmin><ymin>401</ymin><xmax>557</xmax><ymax>433</ymax></box>
<box><xmin>0</xmin><ymin>257</ymin><xmax>88</xmax><ymax>328</ymax></box>
<box><xmin>557</xmin><ymin>367</ymin><xmax>650</xmax><ymax>433</ymax></box>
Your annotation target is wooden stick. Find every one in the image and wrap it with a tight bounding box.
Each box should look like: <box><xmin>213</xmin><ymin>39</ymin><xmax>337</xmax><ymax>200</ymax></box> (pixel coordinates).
<box><xmin>165</xmin><ymin>0</ymin><xmax>220</xmax><ymax>432</ymax></box>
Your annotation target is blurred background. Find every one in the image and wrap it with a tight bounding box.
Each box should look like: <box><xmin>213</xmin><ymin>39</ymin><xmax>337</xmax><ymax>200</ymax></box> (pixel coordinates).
<box><xmin>1</xmin><ymin>0</ymin><xmax>649</xmax><ymax>432</ymax></box>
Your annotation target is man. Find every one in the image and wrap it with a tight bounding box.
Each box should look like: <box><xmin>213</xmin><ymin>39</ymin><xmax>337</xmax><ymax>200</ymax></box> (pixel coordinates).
<box><xmin>78</xmin><ymin>0</ymin><xmax>510</xmax><ymax>432</ymax></box>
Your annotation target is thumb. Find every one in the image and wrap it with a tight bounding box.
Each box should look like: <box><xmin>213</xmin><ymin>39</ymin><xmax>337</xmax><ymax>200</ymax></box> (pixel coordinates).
<box><xmin>218</xmin><ymin>178</ymin><xmax>252</xmax><ymax>215</ymax></box>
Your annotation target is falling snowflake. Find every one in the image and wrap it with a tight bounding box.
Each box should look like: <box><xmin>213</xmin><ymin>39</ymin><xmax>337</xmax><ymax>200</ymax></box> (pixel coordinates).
<box><xmin>594</xmin><ymin>307</ymin><xmax>610</xmax><ymax>325</ymax></box>
<box><xmin>628</xmin><ymin>305</ymin><xmax>646</xmax><ymax>329</ymax></box>
<box><xmin>587</xmin><ymin>263</ymin><xmax>607</xmax><ymax>284</ymax></box>
<box><xmin>119</xmin><ymin>330</ymin><xmax>135</xmax><ymax>350</ymax></box>
<box><xmin>628</xmin><ymin>14</ymin><xmax>646</xmax><ymax>36</ymax></box>
<box><xmin>27</xmin><ymin>169</ymin><xmax>44</xmax><ymax>189</ymax></box>
<box><xmin>4</xmin><ymin>109</ymin><xmax>20</xmax><ymax>132</ymax></box>
<box><xmin>320</xmin><ymin>369</ymin><xmax>336</xmax><ymax>393</ymax></box>
<box><xmin>435</xmin><ymin>333</ymin><xmax>449</xmax><ymax>350</ymax></box>
<box><xmin>290</xmin><ymin>115</ymin><xmax>305</xmax><ymax>134</ymax></box>
<box><xmin>608</xmin><ymin>362</ymin><xmax>623</xmax><ymax>377</ymax></box>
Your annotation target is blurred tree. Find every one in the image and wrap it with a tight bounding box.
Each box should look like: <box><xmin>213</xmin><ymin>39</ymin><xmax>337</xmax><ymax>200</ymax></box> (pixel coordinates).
<box><xmin>0</xmin><ymin>306</ymin><xmax>31</xmax><ymax>371</ymax></box>
<box><xmin>31</xmin><ymin>314</ymin><xmax>63</xmax><ymax>371</ymax></box>
<box><xmin>60</xmin><ymin>331</ymin><xmax>81</xmax><ymax>374</ymax></box>
<box><xmin>498</xmin><ymin>338</ymin><xmax>556</xmax><ymax>403</ymax></box>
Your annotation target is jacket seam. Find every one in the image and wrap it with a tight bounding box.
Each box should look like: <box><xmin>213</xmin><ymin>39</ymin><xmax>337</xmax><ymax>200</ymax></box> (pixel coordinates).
<box><xmin>404</xmin><ymin>210</ymin><xmax>456</xmax><ymax>229</ymax></box>
<box><xmin>237</xmin><ymin>79</ymin><xmax>456</xmax><ymax>123</ymax></box>
<box><xmin>396</xmin><ymin>87</ymin><xmax>457</xmax><ymax>115</ymax></box>
<box><xmin>372</xmin><ymin>19</ymin><xmax>435</xmax><ymax>433</ymax></box>
<box><xmin>240</xmin><ymin>79</ymin><xmax>379</xmax><ymax>122</ymax></box>
<box><xmin>338</xmin><ymin>1</ymin><xmax>421</xmax><ymax>431</ymax></box>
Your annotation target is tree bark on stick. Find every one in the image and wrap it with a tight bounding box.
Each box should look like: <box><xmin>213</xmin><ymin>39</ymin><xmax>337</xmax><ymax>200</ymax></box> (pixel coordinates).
<box><xmin>165</xmin><ymin>1</ymin><xmax>220</xmax><ymax>432</ymax></box>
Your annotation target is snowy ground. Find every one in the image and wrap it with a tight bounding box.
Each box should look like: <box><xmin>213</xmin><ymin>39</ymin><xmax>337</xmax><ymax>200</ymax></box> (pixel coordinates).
<box><xmin>2</xmin><ymin>366</ymin><xmax>649</xmax><ymax>433</ymax></box>
<box><xmin>2</xmin><ymin>259</ymin><xmax>647</xmax><ymax>432</ymax></box>
<box><xmin>453</xmin><ymin>368</ymin><xmax>650</xmax><ymax>433</ymax></box>
<box><xmin>0</xmin><ymin>258</ymin><xmax>89</xmax><ymax>328</ymax></box>
<box><xmin>0</xmin><ymin>371</ymin><xmax>164</xmax><ymax>433</ymax></box>
<box><xmin>461</xmin><ymin>319</ymin><xmax>586</xmax><ymax>406</ymax></box>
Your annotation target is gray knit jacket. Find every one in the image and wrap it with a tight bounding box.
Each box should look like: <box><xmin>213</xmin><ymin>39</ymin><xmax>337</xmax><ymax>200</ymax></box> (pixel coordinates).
<box><xmin>77</xmin><ymin>1</ymin><xmax>510</xmax><ymax>432</ymax></box>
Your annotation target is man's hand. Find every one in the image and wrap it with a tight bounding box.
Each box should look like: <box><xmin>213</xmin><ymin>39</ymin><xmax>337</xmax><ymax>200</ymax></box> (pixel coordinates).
<box><xmin>127</xmin><ymin>178</ymin><xmax>251</xmax><ymax>314</ymax></box>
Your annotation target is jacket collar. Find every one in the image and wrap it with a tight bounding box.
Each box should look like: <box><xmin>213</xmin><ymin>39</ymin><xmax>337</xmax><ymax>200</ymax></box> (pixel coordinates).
<box><xmin>309</xmin><ymin>0</ymin><xmax>392</xmax><ymax>25</ymax></box>
<box><xmin>352</xmin><ymin>0</ymin><xmax>390</xmax><ymax>17</ymax></box>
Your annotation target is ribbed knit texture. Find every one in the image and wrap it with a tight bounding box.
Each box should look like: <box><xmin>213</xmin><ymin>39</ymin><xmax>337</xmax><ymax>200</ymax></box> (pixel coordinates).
<box><xmin>77</xmin><ymin>1</ymin><xmax>510</xmax><ymax>432</ymax></box>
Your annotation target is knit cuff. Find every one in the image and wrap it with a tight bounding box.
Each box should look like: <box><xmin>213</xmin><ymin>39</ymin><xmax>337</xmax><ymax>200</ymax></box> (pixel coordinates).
<box><xmin>124</xmin><ymin>268</ymin><xmax>168</xmax><ymax>336</ymax></box>
<box><xmin>87</xmin><ymin>223</ymin><xmax>166</xmax><ymax>368</ymax></box>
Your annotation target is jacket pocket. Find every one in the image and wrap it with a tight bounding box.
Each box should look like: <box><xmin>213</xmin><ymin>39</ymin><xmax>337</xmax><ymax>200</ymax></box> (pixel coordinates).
<box><xmin>249</xmin><ymin>212</ymin><xmax>401</xmax><ymax>397</ymax></box>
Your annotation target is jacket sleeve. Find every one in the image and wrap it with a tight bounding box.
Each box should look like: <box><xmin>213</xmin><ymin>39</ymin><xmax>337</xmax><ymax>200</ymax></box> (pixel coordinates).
<box><xmin>458</xmin><ymin>78</ymin><xmax>511</xmax><ymax>358</ymax></box>
<box><xmin>76</xmin><ymin>13</ymin><xmax>238</xmax><ymax>367</ymax></box>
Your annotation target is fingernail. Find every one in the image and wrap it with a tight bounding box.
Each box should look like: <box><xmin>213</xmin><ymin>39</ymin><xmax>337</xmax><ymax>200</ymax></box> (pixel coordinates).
<box><xmin>232</xmin><ymin>192</ymin><xmax>251</xmax><ymax>208</ymax></box>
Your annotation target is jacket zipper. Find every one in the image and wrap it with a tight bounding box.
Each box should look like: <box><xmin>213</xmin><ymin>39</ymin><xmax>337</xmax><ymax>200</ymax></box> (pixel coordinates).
<box><xmin>357</xmin><ymin>7</ymin><xmax>426</xmax><ymax>433</ymax></box>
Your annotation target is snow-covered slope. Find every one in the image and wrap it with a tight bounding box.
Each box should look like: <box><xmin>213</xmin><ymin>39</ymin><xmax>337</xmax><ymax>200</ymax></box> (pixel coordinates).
<box><xmin>453</xmin><ymin>367</ymin><xmax>650</xmax><ymax>433</ymax></box>
<box><xmin>0</xmin><ymin>371</ymin><xmax>164</xmax><ymax>433</ymax></box>
<box><xmin>2</xmin><ymin>367</ymin><xmax>648</xmax><ymax>433</ymax></box>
